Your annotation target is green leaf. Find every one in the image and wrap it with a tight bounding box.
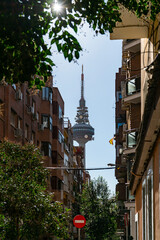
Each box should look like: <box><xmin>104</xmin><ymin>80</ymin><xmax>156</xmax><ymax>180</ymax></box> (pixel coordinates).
<box><xmin>57</xmin><ymin>44</ymin><xmax>62</xmax><ymax>52</ymax></box>
<box><xmin>68</xmin><ymin>54</ymin><xmax>73</xmax><ymax>62</ymax></box>
<box><xmin>45</xmin><ymin>58</ymin><xmax>54</xmax><ymax>66</ymax></box>
<box><xmin>74</xmin><ymin>24</ymin><xmax>78</xmax><ymax>33</ymax></box>
<box><xmin>75</xmin><ymin>51</ymin><xmax>79</xmax><ymax>59</ymax></box>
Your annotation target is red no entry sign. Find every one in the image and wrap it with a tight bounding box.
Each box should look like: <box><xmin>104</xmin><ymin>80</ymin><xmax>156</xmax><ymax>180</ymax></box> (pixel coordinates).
<box><xmin>73</xmin><ymin>215</ymin><xmax>86</xmax><ymax>228</ymax></box>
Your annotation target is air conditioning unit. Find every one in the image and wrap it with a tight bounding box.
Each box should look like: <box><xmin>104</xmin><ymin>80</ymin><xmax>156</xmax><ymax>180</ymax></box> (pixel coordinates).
<box><xmin>38</xmin><ymin>124</ymin><xmax>44</xmax><ymax>131</ymax></box>
<box><xmin>15</xmin><ymin>90</ymin><xmax>22</xmax><ymax>100</ymax></box>
<box><xmin>14</xmin><ymin>128</ymin><xmax>23</xmax><ymax>137</ymax></box>
<box><xmin>27</xmin><ymin>106</ymin><xmax>34</xmax><ymax>114</ymax></box>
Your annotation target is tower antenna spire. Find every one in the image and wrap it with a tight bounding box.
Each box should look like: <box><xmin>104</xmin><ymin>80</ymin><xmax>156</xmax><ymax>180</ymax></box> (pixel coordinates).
<box><xmin>80</xmin><ymin>64</ymin><xmax>85</xmax><ymax>107</ymax></box>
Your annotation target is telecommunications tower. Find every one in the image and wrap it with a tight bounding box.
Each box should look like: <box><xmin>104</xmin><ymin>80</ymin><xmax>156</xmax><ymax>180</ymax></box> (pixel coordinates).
<box><xmin>72</xmin><ymin>66</ymin><xmax>94</xmax><ymax>166</ymax></box>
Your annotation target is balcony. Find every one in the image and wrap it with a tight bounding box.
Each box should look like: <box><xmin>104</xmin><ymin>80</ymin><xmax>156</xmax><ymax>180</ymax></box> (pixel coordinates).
<box><xmin>121</xmin><ymin>76</ymin><xmax>141</xmax><ymax>109</ymax></box>
<box><xmin>123</xmin><ymin>130</ymin><xmax>138</xmax><ymax>155</ymax></box>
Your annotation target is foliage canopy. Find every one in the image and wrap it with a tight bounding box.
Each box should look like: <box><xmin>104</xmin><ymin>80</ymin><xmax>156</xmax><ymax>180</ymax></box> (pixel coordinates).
<box><xmin>0</xmin><ymin>141</ymin><xmax>70</xmax><ymax>240</ymax></box>
<box><xmin>0</xmin><ymin>0</ymin><xmax>160</xmax><ymax>87</ymax></box>
<box><xmin>79</xmin><ymin>177</ymin><xmax>118</xmax><ymax>240</ymax></box>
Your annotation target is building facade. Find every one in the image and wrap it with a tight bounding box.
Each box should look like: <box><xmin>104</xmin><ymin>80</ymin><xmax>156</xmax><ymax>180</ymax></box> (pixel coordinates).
<box><xmin>112</xmin><ymin>5</ymin><xmax>160</xmax><ymax>240</ymax></box>
<box><xmin>0</xmin><ymin>81</ymin><xmax>77</xmax><ymax>204</ymax></box>
<box><xmin>0</xmin><ymin>78</ymin><xmax>90</xmax><ymax>240</ymax></box>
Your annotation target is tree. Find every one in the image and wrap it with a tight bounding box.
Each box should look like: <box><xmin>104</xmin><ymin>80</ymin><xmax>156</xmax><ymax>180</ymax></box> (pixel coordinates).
<box><xmin>80</xmin><ymin>177</ymin><xmax>118</xmax><ymax>240</ymax></box>
<box><xmin>0</xmin><ymin>141</ymin><xmax>70</xmax><ymax>240</ymax></box>
<box><xmin>0</xmin><ymin>1</ymin><xmax>159</xmax><ymax>88</ymax></box>
<box><xmin>0</xmin><ymin>0</ymin><xmax>120</xmax><ymax>88</ymax></box>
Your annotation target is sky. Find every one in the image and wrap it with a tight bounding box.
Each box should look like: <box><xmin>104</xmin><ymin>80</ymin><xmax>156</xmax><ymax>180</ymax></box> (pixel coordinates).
<box><xmin>51</xmin><ymin>24</ymin><xmax>122</xmax><ymax>194</ymax></box>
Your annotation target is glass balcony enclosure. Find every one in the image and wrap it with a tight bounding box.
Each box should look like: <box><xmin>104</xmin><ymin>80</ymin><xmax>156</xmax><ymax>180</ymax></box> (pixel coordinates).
<box><xmin>121</xmin><ymin>75</ymin><xmax>141</xmax><ymax>98</ymax></box>
<box><xmin>127</xmin><ymin>131</ymin><xmax>138</xmax><ymax>148</ymax></box>
<box><xmin>127</xmin><ymin>76</ymin><xmax>140</xmax><ymax>95</ymax></box>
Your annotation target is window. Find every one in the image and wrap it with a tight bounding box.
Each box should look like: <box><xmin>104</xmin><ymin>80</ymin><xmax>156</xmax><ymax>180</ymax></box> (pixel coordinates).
<box><xmin>49</xmin><ymin>116</ymin><xmax>52</xmax><ymax>130</ymax></box>
<box><xmin>31</xmin><ymin>131</ymin><xmax>35</xmax><ymax>144</ymax></box>
<box><xmin>41</xmin><ymin>114</ymin><xmax>52</xmax><ymax>130</ymax></box>
<box><xmin>25</xmin><ymin>124</ymin><xmax>29</xmax><ymax>139</ymax></box>
<box><xmin>58</xmin><ymin>105</ymin><xmax>63</xmax><ymax>119</ymax></box>
<box><xmin>11</xmin><ymin>109</ymin><xmax>16</xmax><ymax>127</ymax></box>
<box><xmin>148</xmin><ymin>176</ymin><xmax>153</xmax><ymax>239</ymax></box>
<box><xmin>32</xmin><ymin>100</ymin><xmax>36</xmax><ymax>113</ymax></box>
<box><xmin>42</xmin><ymin>87</ymin><xmax>52</xmax><ymax>103</ymax></box>
<box><xmin>58</xmin><ymin>130</ymin><xmax>64</xmax><ymax>144</ymax></box>
<box><xmin>41</xmin><ymin>142</ymin><xmax>52</xmax><ymax>157</ymax></box>
<box><xmin>42</xmin><ymin>115</ymin><xmax>49</xmax><ymax>128</ymax></box>
<box><xmin>50</xmin><ymin>176</ymin><xmax>62</xmax><ymax>190</ymax></box>
<box><xmin>127</xmin><ymin>131</ymin><xmax>138</xmax><ymax>148</ymax></box>
<box><xmin>64</xmin><ymin>153</ymin><xmax>69</xmax><ymax>167</ymax></box>
<box><xmin>142</xmin><ymin>182</ymin><xmax>146</xmax><ymax>240</ymax></box>
<box><xmin>37</xmin><ymin>112</ymin><xmax>39</xmax><ymax>122</ymax></box>
<box><xmin>142</xmin><ymin>160</ymin><xmax>154</xmax><ymax>240</ymax></box>
<box><xmin>127</xmin><ymin>77</ymin><xmax>140</xmax><ymax>96</ymax></box>
<box><xmin>49</xmin><ymin>91</ymin><xmax>52</xmax><ymax>103</ymax></box>
<box><xmin>17</xmin><ymin>117</ymin><xmax>21</xmax><ymax>129</ymax></box>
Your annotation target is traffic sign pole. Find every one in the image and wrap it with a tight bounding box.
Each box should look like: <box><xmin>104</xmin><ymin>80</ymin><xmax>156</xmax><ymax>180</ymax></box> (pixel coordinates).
<box><xmin>73</xmin><ymin>215</ymin><xmax>86</xmax><ymax>240</ymax></box>
<box><xmin>78</xmin><ymin>228</ymin><xmax>80</xmax><ymax>240</ymax></box>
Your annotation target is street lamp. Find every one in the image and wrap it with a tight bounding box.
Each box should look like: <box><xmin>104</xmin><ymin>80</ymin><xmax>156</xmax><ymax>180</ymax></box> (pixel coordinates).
<box><xmin>107</xmin><ymin>163</ymin><xmax>126</xmax><ymax>169</ymax></box>
<box><xmin>107</xmin><ymin>163</ymin><xmax>142</xmax><ymax>177</ymax></box>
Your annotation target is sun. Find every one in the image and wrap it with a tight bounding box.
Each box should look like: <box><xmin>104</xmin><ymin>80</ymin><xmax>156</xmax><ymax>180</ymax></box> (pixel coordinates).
<box><xmin>53</xmin><ymin>2</ymin><xmax>62</xmax><ymax>12</ymax></box>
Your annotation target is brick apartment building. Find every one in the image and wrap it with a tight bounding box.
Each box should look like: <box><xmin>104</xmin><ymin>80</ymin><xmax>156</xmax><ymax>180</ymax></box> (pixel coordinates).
<box><xmin>0</xmin><ymin>80</ymin><xmax>88</xmax><ymax>239</ymax></box>
<box><xmin>115</xmin><ymin>39</ymin><xmax>141</xmax><ymax>239</ymax></box>
<box><xmin>0</xmin><ymin>79</ymin><xmax>65</xmax><ymax>201</ymax></box>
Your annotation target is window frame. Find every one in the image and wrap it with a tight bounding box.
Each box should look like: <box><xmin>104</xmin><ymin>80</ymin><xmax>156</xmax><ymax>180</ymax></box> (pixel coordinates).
<box><xmin>142</xmin><ymin>159</ymin><xmax>154</xmax><ymax>240</ymax></box>
<box><xmin>10</xmin><ymin>109</ymin><xmax>16</xmax><ymax>127</ymax></box>
<box><xmin>25</xmin><ymin>124</ymin><xmax>29</xmax><ymax>139</ymax></box>
<box><xmin>41</xmin><ymin>142</ymin><xmax>52</xmax><ymax>157</ymax></box>
<box><xmin>42</xmin><ymin>87</ymin><xmax>52</xmax><ymax>103</ymax></box>
<box><xmin>58</xmin><ymin>130</ymin><xmax>64</xmax><ymax>144</ymax></box>
<box><xmin>41</xmin><ymin>114</ymin><xmax>52</xmax><ymax>131</ymax></box>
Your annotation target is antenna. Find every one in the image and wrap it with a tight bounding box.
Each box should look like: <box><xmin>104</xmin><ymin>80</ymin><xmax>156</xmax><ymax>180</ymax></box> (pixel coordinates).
<box><xmin>81</xmin><ymin>64</ymin><xmax>84</xmax><ymax>101</ymax></box>
<box><xmin>79</xmin><ymin>64</ymin><xmax>85</xmax><ymax>108</ymax></box>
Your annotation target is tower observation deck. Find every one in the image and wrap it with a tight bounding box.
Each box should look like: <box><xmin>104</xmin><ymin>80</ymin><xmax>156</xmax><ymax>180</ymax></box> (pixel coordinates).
<box><xmin>72</xmin><ymin>66</ymin><xmax>94</xmax><ymax>147</ymax></box>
